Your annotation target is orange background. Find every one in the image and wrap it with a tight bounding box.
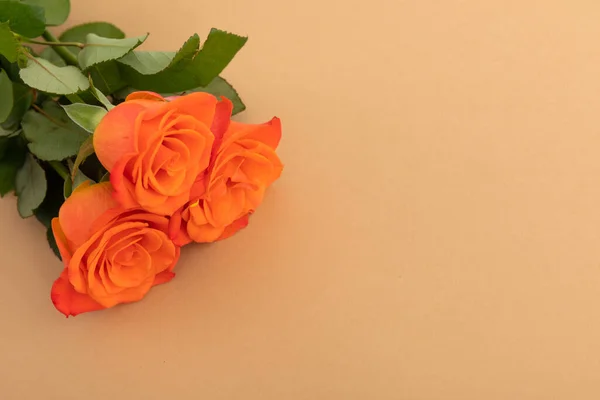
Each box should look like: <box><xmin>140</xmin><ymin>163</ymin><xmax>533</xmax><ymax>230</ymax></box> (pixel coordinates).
<box><xmin>3</xmin><ymin>0</ymin><xmax>600</xmax><ymax>398</ymax></box>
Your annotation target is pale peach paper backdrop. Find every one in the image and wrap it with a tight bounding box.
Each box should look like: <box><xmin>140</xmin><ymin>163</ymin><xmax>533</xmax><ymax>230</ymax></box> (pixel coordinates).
<box><xmin>2</xmin><ymin>0</ymin><xmax>600</xmax><ymax>399</ymax></box>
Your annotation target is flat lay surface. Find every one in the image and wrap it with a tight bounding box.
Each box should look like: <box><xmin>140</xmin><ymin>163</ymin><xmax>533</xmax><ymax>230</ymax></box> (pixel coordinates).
<box><xmin>2</xmin><ymin>1</ymin><xmax>600</xmax><ymax>398</ymax></box>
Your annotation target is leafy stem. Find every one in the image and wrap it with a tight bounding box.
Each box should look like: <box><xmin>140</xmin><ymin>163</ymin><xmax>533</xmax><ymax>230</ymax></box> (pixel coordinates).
<box><xmin>40</xmin><ymin>30</ymin><xmax>79</xmax><ymax>67</ymax></box>
<box><xmin>24</xmin><ymin>39</ymin><xmax>84</xmax><ymax>49</ymax></box>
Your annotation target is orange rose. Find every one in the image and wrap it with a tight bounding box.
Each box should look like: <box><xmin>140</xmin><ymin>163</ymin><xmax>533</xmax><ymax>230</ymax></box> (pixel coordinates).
<box><xmin>169</xmin><ymin>100</ymin><xmax>283</xmax><ymax>245</ymax></box>
<box><xmin>51</xmin><ymin>181</ymin><xmax>180</xmax><ymax>317</ymax></box>
<box><xmin>93</xmin><ymin>91</ymin><xmax>217</xmax><ymax>215</ymax></box>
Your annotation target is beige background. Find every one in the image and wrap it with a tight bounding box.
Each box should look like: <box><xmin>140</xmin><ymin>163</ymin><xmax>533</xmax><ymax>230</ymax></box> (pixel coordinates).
<box><xmin>2</xmin><ymin>0</ymin><xmax>600</xmax><ymax>398</ymax></box>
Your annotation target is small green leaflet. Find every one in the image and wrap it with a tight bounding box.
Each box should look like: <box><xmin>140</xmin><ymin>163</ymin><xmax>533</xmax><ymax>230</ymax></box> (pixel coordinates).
<box><xmin>23</xmin><ymin>0</ymin><xmax>70</xmax><ymax>26</ymax></box>
<box><xmin>88</xmin><ymin>78</ymin><xmax>114</xmax><ymax>109</ymax></box>
<box><xmin>20</xmin><ymin>57</ymin><xmax>89</xmax><ymax>95</ymax></box>
<box><xmin>60</xmin><ymin>24</ymin><xmax>128</xmax><ymax>94</ymax></box>
<box><xmin>0</xmin><ymin>1</ymin><xmax>45</xmax><ymax>38</ymax></box>
<box><xmin>78</xmin><ymin>33</ymin><xmax>149</xmax><ymax>70</ymax></box>
<box><xmin>0</xmin><ymin>54</ymin><xmax>20</xmax><ymax>81</ymax></box>
<box><xmin>1</xmin><ymin>82</ymin><xmax>33</xmax><ymax>131</ymax></box>
<box><xmin>119</xmin><ymin>33</ymin><xmax>200</xmax><ymax>75</ymax></box>
<box><xmin>15</xmin><ymin>154</ymin><xmax>47</xmax><ymax>218</ymax></box>
<box><xmin>192</xmin><ymin>28</ymin><xmax>247</xmax><ymax>86</ymax></box>
<box><xmin>62</xmin><ymin>103</ymin><xmax>107</xmax><ymax>133</ymax></box>
<box><xmin>89</xmin><ymin>60</ymin><xmax>126</xmax><ymax>95</ymax></box>
<box><xmin>0</xmin><ymin>69</ymin><xmax>13</xmax><ymax>123</ymax></box>
<box><xmin>21</xmin><ymin>102</ymin><xmax>90</xmax><ymax>161</ymax></box>
<box><xmin>118</xmin><ymin>51</ymin><xmax>176</xmax><ymax>75</ymax></box>
<box><xmin>59</xmin><ymin>22</ymin><xmax>126</xmax><ymax>55</ymax></box>
<box><xmin>34</xmin><ymin>165</ymin><xmax>66</xmax><ymax>228</ymax></box>
<box><xmin>0</xmin><ymin>22</ymin><xmax>18</xmax><ymax>63</ymax></box>
<box><xmin>117</xmin><ymin>34</ymin><xmax>198</xmax><ymax>92</ymax></box>
<box><xmin>39</xmin><ymin>48</ymin><xmax>67</xmax><ymax>67</ymax></box>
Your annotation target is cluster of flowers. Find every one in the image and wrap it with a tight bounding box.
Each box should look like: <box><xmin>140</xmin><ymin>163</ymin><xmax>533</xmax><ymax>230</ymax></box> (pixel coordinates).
<box><xmin>51</xmin><ymin>91</ymin><xmax>282</xmax><ymax>317</ymax></box>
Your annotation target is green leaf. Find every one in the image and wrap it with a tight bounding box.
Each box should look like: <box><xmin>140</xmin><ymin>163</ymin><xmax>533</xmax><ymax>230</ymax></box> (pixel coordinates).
<box><xmin>0</xmin><ymin>135</ymin><xmax>26</xmax><ymax>196</ymax></box>
<box><xmin>35</xmin><ymin>164</ymin><xmax>65</xmax><ymax>228</ymax></box>
<box><xmin>203</xmin><ymin>76</ymin><xmax>246</xmax><ymax>115</ymax></box>
<box><xmin>99</xmin><ymin>171</ymin><xmax>110</xmax><ymax>182</ymax></box>
<box><xmin>0</xmin><ymin>69</ymin><xmax>13</xmax><ymax>123</ymax></box>
<box><xmin>78</xmin><ymin>33</ymin><xmax>148</xmax><ymax>70</ymax></box>
<box><xmin>21</xmin><ymin>102</ymin><xmax>90</xmax><ymax>160</ymax></box>
<box><xmin>20</xmin><ymin>56</ymin><xmax>89</xmax><ymax>94</ymax></box>
<box><xmin>0</xmin><ymin>22</ymin><xmax>18</xmax><ymax>63</ymax></box>
<box><xmin>167</xmin><ymin>76</ymin><xmax>246</xmax><ymax>115</ymax></box>
<box><xmin>59</xmin><ymin>29</ymin><xmax>127</xmax><ymax>93</ymax></box>
<box><xmin>23</xmin><ymin>0</ymin><xmax>70</xmax><ymax>26</ymax></box>
<box><xmin>192</xmin><ymin>28</ymin><xmax>247</xmax><ymax>86</ymax></box>
<box><xmin>0</xmin><ymin>54</ymin><xmax>21</xmax><ymax>82</ymax></box>
<box><xmin>112</xmin><ymin>86</ymin><xmax>135</xmax><ymax>100</ymax></box>
<box><xmin>118</xmin><ymin>34</ymin><xmax>198</xmax><ymax>92</ymax></box>
<box><xmin>0</xmin><ymin>82</ymin><xmax>32</xmax><ymax>131</ymax></box>
<box><xmin>119</xmin><ymin>33</ymin><xmax>199</xmax><ymax>75</ymax></box>
<box><xmin>62</xmin><ymin>103</ymin><xmax>106</xmax><ymax>132</ymax></box>
<box><xmin>70</xmin><ymin>134</ymin><xmax>93</xmax><ymax>181</ymax></box>
<box><xmin>39</xmin><ymin>47</ymin><xmax>66</xmax><ymax>67</ymax></box>
<box><xmin>0</xmin><ymin>1</ymin><xmax>45</xmax><ymax>38</ymax></box>
<box><xmin>46</xmin><ymin>226</ymin><xmax>61</xmax><ymax>260</ymax></box>
<box><xmin>63</xmin><ymin>166</ymin><xmax>92</xmax><ymax>198</ymax></box>
<box><xmin>15</xmin><ymin>153</ymin><xmax>47</xmax><ymax>218</ymax></box>
<box><xmin>59</xmin><ymin>22</ymin><xmax>125</xmax><ymax>55</ymax></box>
<box><xmin>89</xmin><ymin>82</ymin><xmax>113</xmax><ymax>109</ymax></box>
<box><xmin>35</xmin><ymin>164</ymin><xmax>64</xmax><ymax>260</ymax></box>
<box><xmin>118</xmin><ymin>29</ymin><xmax>246</xmax><ymax>92</ymax></box>
<box><xmin>89</xmin><ymin>60</ymin><xmax>125</xmax><ymax>94</ymax></box>
<box><xmin>118</xmin><ymin>51</ymin><xmax>176</xmax><ymax>75</ymax></box>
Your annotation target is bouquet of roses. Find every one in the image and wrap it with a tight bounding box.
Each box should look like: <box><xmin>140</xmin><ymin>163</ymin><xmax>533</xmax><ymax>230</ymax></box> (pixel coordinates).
<box><xmin>0</xmin><ymin>0</ymin><xmax>283</xmax><ymax>317</ymax></box>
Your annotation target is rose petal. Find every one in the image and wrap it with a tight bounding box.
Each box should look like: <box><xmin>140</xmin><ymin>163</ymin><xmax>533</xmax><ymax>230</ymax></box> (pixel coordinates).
<box><xmin>165</xmin><ymin>92</ymin><xmax>218</xmax><ymax>128</ymax></box>
<box><xmin>94</xmin><ymin>102</ymin><xmax>147</xmax><ymax>170</ymax></box>
<box><xmin>109</xmin><ymin>243</ymin><xmax>153</xmax><ymax>288</ymax></box>
<box><xmin>110</xmin><ymin>155</ymin><xmax>139</xmax><ymax>210</ymax></box>
<box><xmin>59</xmin><ymin>182</ymin><xmax>119</xmax><ymax>247</ymax></box>
<box><xmin>91</xmin><ymin>275</ymin><xmax>155</xmax><ymax>308</ymax></box>
<box><xmin>223</xmin><ymin>117</ymin><xmax>282</xmax><ymax>150</ymax></box>
<box><xmin>51</xmin><ymin>268</ymin><xmax>105</xmax><ymax>317</ymax></box>
<box><xmin>186</xmin><ymin>205</ymin><xmax>225</xmax><ymax>242</ymax></box>
<box><xmin>217</xmin><ymin>214</ymin><xmax>250</xmax><ymax>241</ymax></box>
<box><xmin>211</xmin><ymin>97</ymin><xmax>233</xmax><ymax>143</ymax></box>
<box><xmin>168</xmin><ymin>208</ymin><xmax>193</xmax><ymax>246</ymax></box>
<box><xmin>204</xmin><ymin>188</ymin><xmax>245</xmax><ymax>227</ymax></box>
<box><xmin>153</xmin><ymin>270</ymin><xmax>175</xmax><ymax>286</ymax></box>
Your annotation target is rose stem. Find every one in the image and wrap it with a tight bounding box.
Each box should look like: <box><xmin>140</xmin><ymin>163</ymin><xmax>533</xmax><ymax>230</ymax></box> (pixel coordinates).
<box><xmin>24</xmin><ymin>39</ymin><xmax>84</xmax><ymax>49</ymax></box>
<box><xmin>40</xmin><ymin>30</ymin><xmax>79</xmax><ymax>67</ymax></box>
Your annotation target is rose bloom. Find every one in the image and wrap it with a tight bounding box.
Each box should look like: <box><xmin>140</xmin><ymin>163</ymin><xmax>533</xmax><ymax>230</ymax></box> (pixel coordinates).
<box><xmin>93</xmin><ymin>91</ymin><xmax>217</xmax><ymax>215</ymax></box>
<box><xmin>51</xmin><ymin>181</ymin><xmax>180</xmax><ymax>317</ymax></box>
<box><xmin>169</xmin><ymin>98</ymin><xmax>283</xmax><ymax>245</ymax></box>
